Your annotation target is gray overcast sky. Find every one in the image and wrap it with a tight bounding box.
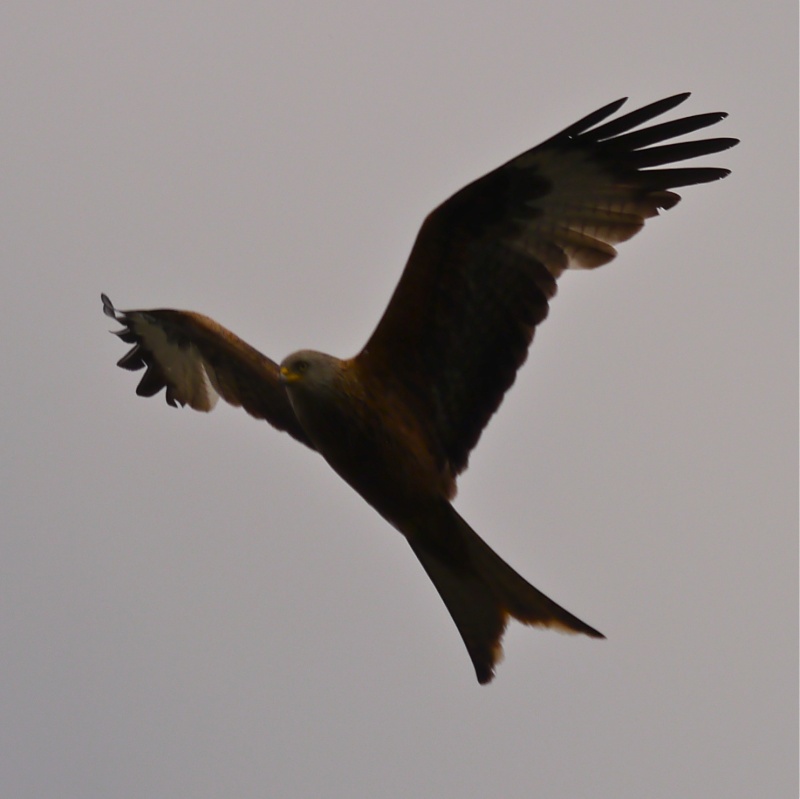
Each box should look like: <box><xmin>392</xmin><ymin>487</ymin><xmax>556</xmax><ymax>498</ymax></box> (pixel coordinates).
<box><xmin>2</xmin><ymin>3</ymin><xmax>796</xmax><ymax>797</ymax></box>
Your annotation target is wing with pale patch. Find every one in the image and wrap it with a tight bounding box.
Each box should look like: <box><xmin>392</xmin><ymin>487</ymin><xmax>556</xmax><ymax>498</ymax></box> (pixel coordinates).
<box><xmin>102</xmin><ymin>294</ymin><xmax>313</xmax><ymax>447</ymax></box>
<box><xmin>504</xmin><ymin>94</ymin><xmax>735</xmax><ymax>271</ymax></box>
<box><xmin>359</xmin><ymin>93</ymin><xmax>738</xmax><ymax>479</ymax></box>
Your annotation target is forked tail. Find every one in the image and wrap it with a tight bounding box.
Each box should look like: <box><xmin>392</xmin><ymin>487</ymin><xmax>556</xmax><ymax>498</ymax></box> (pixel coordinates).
<box><xmin>407</xmin><ymin>502</ymin><xmax>603</xmax><ymax>684</ymax></box>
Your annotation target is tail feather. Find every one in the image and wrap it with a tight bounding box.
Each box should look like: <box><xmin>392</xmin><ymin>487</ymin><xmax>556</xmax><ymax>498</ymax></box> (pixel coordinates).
<box><xmin>407</xmin><ymin>503</ymin><xmax>603</xmax><ymax>684</ymax></box>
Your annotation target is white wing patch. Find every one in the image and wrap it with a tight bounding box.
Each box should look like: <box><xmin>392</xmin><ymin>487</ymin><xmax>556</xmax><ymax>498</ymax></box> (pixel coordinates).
<box><xmin>507</xmin><ymin>149</ymin><xmax>678</xmax><ymax>275</ymax></box>
<box><xmin>126</xmin><ymin>312</ymin><xmax>220</xmax><ymax>412</ymax></box>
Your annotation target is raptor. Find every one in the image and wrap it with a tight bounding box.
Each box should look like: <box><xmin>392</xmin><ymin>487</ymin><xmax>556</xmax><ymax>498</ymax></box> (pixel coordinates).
<box><xmin>103</xmin><ymin>93</ymin><xmax>737</xmax><ymax>683</ymax></box>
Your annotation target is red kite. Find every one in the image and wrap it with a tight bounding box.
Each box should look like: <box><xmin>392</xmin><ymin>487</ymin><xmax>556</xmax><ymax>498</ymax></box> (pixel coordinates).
<box><xmin>102</xmin><ymin>93</ymin><xmax>737</xmax><ymax>683</ymax></box>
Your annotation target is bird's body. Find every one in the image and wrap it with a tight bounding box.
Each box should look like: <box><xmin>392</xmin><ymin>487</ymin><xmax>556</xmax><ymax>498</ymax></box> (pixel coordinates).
<box><xmin>102</xmin><ymin>93</ymin><xmax>737</xmax><ymax>683</ymax></box>
<box><xmin>279</xmin><ymin>351</ymin><xmax>604</xmax><ymax>682</ymax></box>
<box><xmin>282</xmin><ymin>352</ymin><xmax>452</xmax><ymax>517</ymax></box>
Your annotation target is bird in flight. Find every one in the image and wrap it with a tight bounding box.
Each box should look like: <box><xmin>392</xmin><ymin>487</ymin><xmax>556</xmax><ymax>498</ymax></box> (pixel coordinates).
<box><xmin>102</xmin><ymin>93</ymin><xmax>737</xmax><ymax>684</ymax></box>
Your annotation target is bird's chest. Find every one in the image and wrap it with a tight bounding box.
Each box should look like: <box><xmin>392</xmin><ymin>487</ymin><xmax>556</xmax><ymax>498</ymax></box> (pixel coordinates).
<box><xmin>287</xmin><ymin>379</ymin><xmax>443</xmax><ymax>522</ymax></box>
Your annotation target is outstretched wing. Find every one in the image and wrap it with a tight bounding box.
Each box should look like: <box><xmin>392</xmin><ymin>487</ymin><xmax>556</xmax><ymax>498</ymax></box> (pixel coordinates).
<box><xmin>102</xmin><ymin>294</ymin><xmax>313</xmax><ymax>448</ymax></box>
<box><xmin>358</xmin><ymin>93</ymin><xmax>738</xmax><ymax>479</ymax></box>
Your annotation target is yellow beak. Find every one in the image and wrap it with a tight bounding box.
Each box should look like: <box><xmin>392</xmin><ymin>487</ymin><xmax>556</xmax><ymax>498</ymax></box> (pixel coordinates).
<box><xmin>280</xmin><ymin>366</ymin><xmax>300</xmax><ymax>384</ymax></box>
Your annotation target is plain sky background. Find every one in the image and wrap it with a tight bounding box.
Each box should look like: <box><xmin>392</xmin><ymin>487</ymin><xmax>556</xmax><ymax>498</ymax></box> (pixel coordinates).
<box><xmin>2</xmin><ymin>3</ymin><xmax>796</xmax><ymax>797</ymax></box>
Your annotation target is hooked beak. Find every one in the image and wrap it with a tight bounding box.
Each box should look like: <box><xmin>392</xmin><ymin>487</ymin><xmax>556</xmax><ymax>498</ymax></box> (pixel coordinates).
<box><xmin>280</xmin><ymin>366</ymin><xmax>300</xmax><ymax>384</ymax></box>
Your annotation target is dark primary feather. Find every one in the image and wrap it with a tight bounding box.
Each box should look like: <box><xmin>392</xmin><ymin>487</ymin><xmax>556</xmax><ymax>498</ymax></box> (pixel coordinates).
<box><xmin>359</xmin><ymin>93</ymin><xmax>738</xmax><ymax>480</ymax></box>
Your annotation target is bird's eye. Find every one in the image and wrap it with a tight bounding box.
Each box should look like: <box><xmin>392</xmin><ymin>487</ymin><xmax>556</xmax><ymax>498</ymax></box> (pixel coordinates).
<box><xmin>295</xmin><ymin>360</ymin><xmax>308</xmax><ymax>373</ymax></box>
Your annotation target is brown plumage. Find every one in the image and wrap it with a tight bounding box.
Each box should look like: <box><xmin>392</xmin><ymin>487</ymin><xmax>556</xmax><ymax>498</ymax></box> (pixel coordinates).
<box><xmin>102</xmin><ymin>93</ymin><xmax>737</xmax><ymax>683</ymax></box>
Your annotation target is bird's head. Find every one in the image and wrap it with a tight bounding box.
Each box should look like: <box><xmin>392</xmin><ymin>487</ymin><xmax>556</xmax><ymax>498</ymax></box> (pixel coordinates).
<box><xmin>279</xmin><ymin>350</ymin><xmax>341</xmax><ymax>389</ymax></box>
<box><xmin>279</xmin><ymin>350</ymin><xmax>352</xmax><ymax>438</ymax></box>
